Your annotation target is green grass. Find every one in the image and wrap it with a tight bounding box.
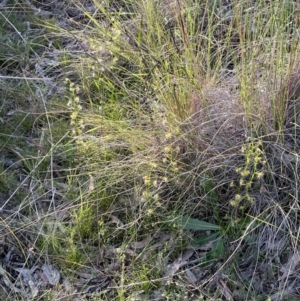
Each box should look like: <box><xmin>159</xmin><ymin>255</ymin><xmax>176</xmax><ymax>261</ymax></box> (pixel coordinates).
<box><xmin>1</xmin><ymin>0</ymin><xmax>300</xmax><ymax>300</ymax></box>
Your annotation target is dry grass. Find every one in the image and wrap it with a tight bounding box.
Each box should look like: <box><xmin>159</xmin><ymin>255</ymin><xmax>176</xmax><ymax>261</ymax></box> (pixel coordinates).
<box><xmin>1</xmin><ymin>0</ymin><xmax>300</xmax><ymax>300</ymax></box>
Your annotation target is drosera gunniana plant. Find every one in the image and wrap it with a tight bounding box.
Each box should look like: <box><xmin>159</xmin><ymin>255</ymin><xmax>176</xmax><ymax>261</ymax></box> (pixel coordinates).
<box><xmin>230</xmin><ymin>138</ymin><xmax>266</xmax><ymax>211</ymax></box>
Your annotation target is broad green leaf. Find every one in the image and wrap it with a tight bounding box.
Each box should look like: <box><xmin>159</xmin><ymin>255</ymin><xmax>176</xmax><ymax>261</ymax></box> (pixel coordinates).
<box><xmin>191</xmin><ymin>232</ymin><xmax>221</xmax><ymax>247</ymax></box>
<box><xmin>199</xmin><ymin>177</ymin><xmax>220</xmax><ymax>220</ymax></box>
<box><xmin>177</xmin><ymin>216</ymin><xmax>220</xmax><ymax>231</ymax></box>
<box><xmin>200</xmin><ymin>237</ymin><xmax>225</xmax><ymax>267</ymax></box>
<box><xmin>210</xmin><ymin>237</ymin><xmax>224</xmax><ymax>258</ymax></box>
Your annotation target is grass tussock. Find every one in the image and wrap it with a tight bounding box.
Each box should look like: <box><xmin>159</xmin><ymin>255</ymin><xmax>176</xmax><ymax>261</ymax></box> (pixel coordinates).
<box><xmin>1</xmin><ymin>0</ymin><xmax>300</xmax><ymax>300</ymax></box>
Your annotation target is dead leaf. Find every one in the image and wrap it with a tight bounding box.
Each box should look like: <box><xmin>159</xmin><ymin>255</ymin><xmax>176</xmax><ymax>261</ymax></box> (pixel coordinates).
<box><xmin>42</xmin><ymin>263</ymin><xmax>60</xmax><ymax>285</ymax></box>
<box><xmin>129</xmin><ymin>236</ymin><xmax>152</xmax><ymax>250</ymax></box>
<box><xmin>37</xmin><ymin>270</ymin><xmax>49</xmax><ymax>284</ymax></box>
<box><xmin>29</xmin><ymin>279</ymin><xmax>39</xmax><ymax>297</ymax></box>
<box><xmin>164</xmin><ymin>250</ymin><xmax>194</xmax><ymax>280</ymax></box>
<box><xmin>218</xmin><ymin>279</ymin><xmax>233</xmax><ymax>300</ymax></box>
<box><xmin>108</xmin><ymin>247</ymin><xmax>137</xmax><ymax>257</ymax></box>
<box><xmin>186</xmin><ymin>269</ymin><xmax>197</xmax><ymax>284</ymax></box>
<box><xmin>280</xmin><ymin>251</ymin><xmax>300</xmax><ymax>280</ymax></box>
